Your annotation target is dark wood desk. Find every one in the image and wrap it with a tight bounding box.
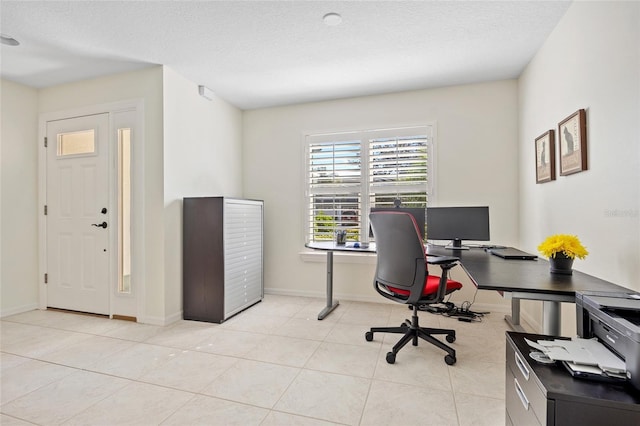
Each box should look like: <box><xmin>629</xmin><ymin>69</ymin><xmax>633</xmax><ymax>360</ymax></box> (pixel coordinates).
<box><xmin>427</xmin><ymin>246</ymin><xmax>628</xmax><ymax>335</ymax></box>
<box><xmin>305</xmin><ymin>242</ymin><xmax>628</xmax><ymax>331</ymax></box>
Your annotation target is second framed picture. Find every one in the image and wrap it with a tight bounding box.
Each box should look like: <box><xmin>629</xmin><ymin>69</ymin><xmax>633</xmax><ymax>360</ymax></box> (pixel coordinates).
<box><xmin>535</xmin><ymin>130</ymin><xmax>555</xmax><ymax>183</ymax></box>
<box><xmin>558</xmin><ymin>109</ymin><xmax>587</xmax><ymax>175</ymax></box>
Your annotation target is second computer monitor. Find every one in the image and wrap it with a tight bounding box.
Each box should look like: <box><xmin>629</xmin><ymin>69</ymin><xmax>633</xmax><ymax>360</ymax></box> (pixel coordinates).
<box><xmin>426</xmin><ymin>206</ymin><xmax>490</xmax><ymax>249</ymax></box>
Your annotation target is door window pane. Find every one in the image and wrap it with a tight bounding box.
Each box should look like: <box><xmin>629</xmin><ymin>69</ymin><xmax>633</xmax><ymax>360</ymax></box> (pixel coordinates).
<box><xmin>57</xmin><ymin>130</ymin><xmax>96</xmax><ymax>156</ymax></box>
<box><xmin>118</xmin><ymin>128</ymin><xmax>131</xmax><ymax>294</ymax></box>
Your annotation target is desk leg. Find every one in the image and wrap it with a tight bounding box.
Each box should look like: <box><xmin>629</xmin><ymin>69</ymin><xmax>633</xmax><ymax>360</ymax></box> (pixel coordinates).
<box><xmin>542</xmin><ymin>301</ymin><xmax>561</xmax><ymax>336</ymax></box>
<box><xmin>318</xmin><ymin>251</ymin><xmax>339</xmax><ymax>320</ymax></box>
<box><xmin>504</xmin><ymin>298</ymin><xmax>525</xmax><ymax>332</ymax></box>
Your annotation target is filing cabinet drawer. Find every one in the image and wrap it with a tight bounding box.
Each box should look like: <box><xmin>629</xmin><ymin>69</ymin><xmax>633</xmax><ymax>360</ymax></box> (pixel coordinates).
<box><xmin>506</xmin><ymin>336</ymin><xmax>548</xmax><ymax>424</ymax></box>
<box><xmin>506</xmin><ymin>366</ymin><xmax>543</xmax><ymax>426</ymax></box>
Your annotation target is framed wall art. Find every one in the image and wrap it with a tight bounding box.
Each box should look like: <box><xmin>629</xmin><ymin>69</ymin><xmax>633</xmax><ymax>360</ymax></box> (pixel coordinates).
<box><xmin>535</xmin><ymin>130</ymin><xmax>555</xmax><ymax>183</ymax></box>
<box><xmin>558</xmin><ymin>109</ymin><xmax>587</xmax><ymax>175</ymax></box>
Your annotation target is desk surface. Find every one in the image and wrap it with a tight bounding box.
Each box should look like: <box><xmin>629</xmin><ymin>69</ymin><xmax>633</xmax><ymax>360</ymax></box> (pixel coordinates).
<box><xmin>426</xmin><ymin>245</ymin><xmax>628</xmax><ymax>297</ymax></box>
<box><xmin>305</xmin><ymin>242</ymin><xmax>629</xmax><ymax>298</ymax></box>
<box><xmin>305</xmin><ymin>242</ymin><xmax>631</xmax><ymax>329</ymax></box>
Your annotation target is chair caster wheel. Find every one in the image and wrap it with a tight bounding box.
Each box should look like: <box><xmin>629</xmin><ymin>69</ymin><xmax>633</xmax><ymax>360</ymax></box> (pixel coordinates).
<box><xmin>400</xmin><ymin>322</ymin><xmax>408</xmax><ymax>328</ymax></box>
<box><xmin>386</xmin><ymin>352</ymin><xmax>396</xmax><ymax>364</ymax></box>
<box><xmin>446</xmin><ymin>334</ymin><xmax>456</xmax><ymax>343</ymax></box>
<box><xmin>445</xmin><ymin>355</ymin><xmax>456</xmax><ymax>365</ymax></box>
<box><xmin>365</xmin><ymin>331</ymin><xmax>374</xmax><ymax>342</ymax></box>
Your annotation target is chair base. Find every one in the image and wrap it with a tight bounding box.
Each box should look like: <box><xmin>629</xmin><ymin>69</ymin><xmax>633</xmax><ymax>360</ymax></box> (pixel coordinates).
<box><xmin>365</xmin><ymin>305</ymin><xmax>457</xmax><ymax>365</ymax></box>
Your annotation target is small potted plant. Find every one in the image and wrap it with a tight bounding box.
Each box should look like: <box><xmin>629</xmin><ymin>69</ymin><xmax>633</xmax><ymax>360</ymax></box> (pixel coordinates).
<box><xmin>537</xmin><ymin>234</ymin><xmax>589</xmax><ymax>275</ymax></box>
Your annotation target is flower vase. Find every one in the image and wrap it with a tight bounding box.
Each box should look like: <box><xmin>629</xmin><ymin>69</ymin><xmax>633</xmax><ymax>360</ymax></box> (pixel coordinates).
<box><xmin>549</xmin><ymin>252</ymin><xmax>574</xmax><ymax>275</ymax></box>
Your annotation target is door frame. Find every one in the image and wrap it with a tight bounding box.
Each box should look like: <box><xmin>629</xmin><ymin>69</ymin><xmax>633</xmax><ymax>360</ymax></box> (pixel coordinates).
<box><xmin>38</xmin><ymin>99</ymin><xmax>145</xmax><ymax>319</ymax></box>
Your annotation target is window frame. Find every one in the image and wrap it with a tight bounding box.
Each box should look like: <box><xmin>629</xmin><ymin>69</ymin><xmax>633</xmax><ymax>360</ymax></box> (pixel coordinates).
<box><xmin>303</xmin><ymin>125</ymin><xmax>436</xmax><ymax>245</ymax></box>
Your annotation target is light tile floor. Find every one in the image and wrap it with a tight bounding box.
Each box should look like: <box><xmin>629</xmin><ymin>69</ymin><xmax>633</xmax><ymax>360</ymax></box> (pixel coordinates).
<box><xmin>1</xmin><ymin>295</ymin><xmax>510</xmax><ymax>425</ymax></box>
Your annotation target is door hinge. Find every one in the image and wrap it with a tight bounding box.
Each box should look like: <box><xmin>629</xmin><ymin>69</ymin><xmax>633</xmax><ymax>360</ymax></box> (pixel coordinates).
<box><xmin>44</xmin><ymin>273</ymin><xmax>48</xmax><ymax>284</ymax></box>
<box><xmin>44</xmin><ymin>137</ymin><xmax>48</xmax><ymax>148</ymax></box>
<box><xmin>44</xmin><ymin>205</ymin><xmax>48</xmax><ymax>215</ymax></box>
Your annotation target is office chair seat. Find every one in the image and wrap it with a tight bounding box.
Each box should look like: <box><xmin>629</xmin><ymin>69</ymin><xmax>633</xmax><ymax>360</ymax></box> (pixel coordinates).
<box><xmin>366</xmin><ymin>210</ymin><xmax>463</xmax><ymax>365</ymax></box>
<box><xmin>386</xmin><ymin>275</ymin><xmax>462</xmax><ymax>298</ymax></box>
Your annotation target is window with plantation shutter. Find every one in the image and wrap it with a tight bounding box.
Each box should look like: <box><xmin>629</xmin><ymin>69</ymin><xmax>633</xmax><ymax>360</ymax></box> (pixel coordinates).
<box><xmin>305</xmin><ymin>126</ymin><xmax>433</xmax><ymax>244</ymax></box>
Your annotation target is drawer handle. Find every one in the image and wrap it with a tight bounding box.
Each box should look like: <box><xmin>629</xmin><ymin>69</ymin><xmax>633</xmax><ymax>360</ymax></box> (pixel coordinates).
<box><xmin>514</xmin><ymin>378</ymin><xmax>529</xmax><ymax>411</ymax></box>
<box><xmin>515</xmin><ymin>351</ymin><xmax>530</xmax><ymax>380</ymax></box>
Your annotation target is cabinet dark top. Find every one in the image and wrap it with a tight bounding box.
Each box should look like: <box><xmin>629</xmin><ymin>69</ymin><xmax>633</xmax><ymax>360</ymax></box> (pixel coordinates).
<box><xmin>507</xmin><ymin>331</ymin><xmax>640</xmax><ymax>410</ymax></box>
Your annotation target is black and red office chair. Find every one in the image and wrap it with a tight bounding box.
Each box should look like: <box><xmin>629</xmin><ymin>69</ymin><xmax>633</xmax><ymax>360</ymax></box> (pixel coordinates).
<box><xmin>365</xmin><ymin>211</ymin><xmax>462</xmax><ymax>365</ymax></box>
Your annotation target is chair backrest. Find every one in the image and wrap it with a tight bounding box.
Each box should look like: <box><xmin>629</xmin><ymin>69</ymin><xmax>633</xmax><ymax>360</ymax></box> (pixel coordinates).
<box><xmin>369</xmin><ymin>211</ymin><xmax>427</xmax><ymax>303</ymax></box>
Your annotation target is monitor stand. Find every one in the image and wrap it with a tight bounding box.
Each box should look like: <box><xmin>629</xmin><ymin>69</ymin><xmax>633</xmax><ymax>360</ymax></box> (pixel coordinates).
<box><xmin>445</xmin><ymin>239</ymin><xmax>470</xmax><ymax>250</ymax></box>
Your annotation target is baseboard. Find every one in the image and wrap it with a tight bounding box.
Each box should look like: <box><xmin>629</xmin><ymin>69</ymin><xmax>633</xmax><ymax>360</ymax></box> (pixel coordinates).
<box><xmin>264</xmin><ymin>287</ymin><xmax>318</xmax><ymax>298</ymax></box>
<box><xmin>519</xmin><ymin>310</ymin><xmax>540</xmax><ymax>333</ymax></box>
<box><xmin>264</xmin><ymin>287</ymin><xmax>388</xmax><ymax>304</ymax></box>
<box><xmin>137</xmin><ymin>310</ymin><xmax>182</xmax><ymax>326</ymax></box>
<box><xmin>0</xmin><ymin>302</ymin><xmax>39</xmax><ymax>318</ymax></box>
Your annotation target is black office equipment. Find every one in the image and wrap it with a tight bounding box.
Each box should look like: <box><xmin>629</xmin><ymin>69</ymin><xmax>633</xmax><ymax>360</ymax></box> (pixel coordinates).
<box><xmin>426</xmin><ymin>206</ymin><xmax>490</xmax><ymax>249</ymax></box>
<box><xmin>487</xmin><ymin>247</ymin><xmax>537</xmax><ymax>260</ymax></box>
<box><xmin>562</xmin><ymin>360</ymin><xmax>628</xmax><ymax>384</ymax></box>
<box><xmin>576</xmin><ymin>291</ymin><xmax>640</xmax><ymax>391</ymax></box>
<box><xmin>365</xmin><ymin>211</ymin><xmax>462</xmax><ymax>365</ymax></box>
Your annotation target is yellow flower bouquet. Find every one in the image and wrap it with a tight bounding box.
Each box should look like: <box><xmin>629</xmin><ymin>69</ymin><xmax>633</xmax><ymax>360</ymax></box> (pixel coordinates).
<box><xmin>537</xmin><ymin>234</ymin><xmax>589</xmax><ymax>260</ymax></box>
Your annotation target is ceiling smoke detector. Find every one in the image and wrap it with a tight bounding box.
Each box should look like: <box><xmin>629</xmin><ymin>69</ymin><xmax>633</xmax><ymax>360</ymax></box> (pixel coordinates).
<box><xmin>1</xmin><ymin>34</ymin><xmax>20</xmax><ymax>46</ymax></box>
<box><xmin>323</xmin><ymin>13</ymin><xmax>342</xmax><ymax>27</ymax></box>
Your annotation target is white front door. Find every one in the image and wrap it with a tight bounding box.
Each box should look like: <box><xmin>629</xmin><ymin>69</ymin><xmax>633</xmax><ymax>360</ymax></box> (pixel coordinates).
<box><xmin>46</xmin><ymin>113</ymin><xmax>110</xmax><ymax>314</ymax></box>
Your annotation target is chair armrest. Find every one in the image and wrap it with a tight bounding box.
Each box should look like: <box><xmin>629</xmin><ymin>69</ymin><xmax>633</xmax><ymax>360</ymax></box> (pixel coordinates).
<box><xmin>426</xmin><ymin>256</ymin><xmax>459</xmax><ymax>265</ymax></box>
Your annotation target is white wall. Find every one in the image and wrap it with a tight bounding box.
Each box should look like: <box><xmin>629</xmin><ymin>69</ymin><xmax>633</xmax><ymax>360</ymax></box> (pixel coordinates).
<box><xmin>243</xmin><ymin>80</ymin><xmax>519</xmax><ymax>311</ymax></box>
<box><xmin>7</xmin><ymin>2</ymin><xmax>635</xmax><ymax>330</ymax></box>
<box><xmin>37</xmin><ymin>67</ymin><xmax>167</xmax><ymax>323</ymax></box>
<box><xmin>518</xmin><ymin>1</ymin><xmax>640</xmax><ymax>334</ymax></box>
<box><xmin>1</xmin><ymin>67</ymin><xmax>242</xmax><ymax>324</ymax></box>
<box><xmin>1</xmin><ymin>66</ymin><xmax>245</xmax><ymax>324</ymax></box>
<box><xmin>0</xmin><ymin>80</ymin><xmax>39</xmax><ymax>316</ymax></box>
<box><xmin>162</xmin><ymin>67</ymin><xmax>243</xmax><ymax>321</ymax></box>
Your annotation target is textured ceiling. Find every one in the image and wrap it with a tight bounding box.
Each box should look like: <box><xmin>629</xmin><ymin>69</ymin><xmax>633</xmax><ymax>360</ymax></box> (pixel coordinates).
<box><xmin>0</xmin><ymin>1</ymin><xmax>571</xmax><ymax>110</ymax></box>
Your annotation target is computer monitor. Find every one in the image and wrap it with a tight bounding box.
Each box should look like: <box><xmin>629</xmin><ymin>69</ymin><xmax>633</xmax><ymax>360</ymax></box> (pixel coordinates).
<box><xmin>370</xmin><ymin>207</ymin><xmax>426</xmax><ymax>240</ymax></box>
<box><xmin>426</xmin><ymin>206</ymin><xmax>490</xmax><ymax>249</ymax></box>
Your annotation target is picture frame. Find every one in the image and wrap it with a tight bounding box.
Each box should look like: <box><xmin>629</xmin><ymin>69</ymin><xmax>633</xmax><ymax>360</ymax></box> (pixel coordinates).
<box><xmin>535</xmin><ymin>130</ymin><xmax>555</xmax><ymax>183</ymax></box>
<box><xmin>558</xmin><ymin>109</ymin><xmax>587</xmax><ymax>175</ymax></box>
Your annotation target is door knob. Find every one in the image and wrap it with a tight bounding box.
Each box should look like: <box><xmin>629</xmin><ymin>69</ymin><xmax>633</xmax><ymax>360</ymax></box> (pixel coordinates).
<box><xmin>91</xmin><ymin>222</ymin><xmax>108</xmax><ymax>229</ymax></box>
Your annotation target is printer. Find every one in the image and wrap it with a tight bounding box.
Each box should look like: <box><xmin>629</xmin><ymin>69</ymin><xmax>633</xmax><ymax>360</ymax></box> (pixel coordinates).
<box><xmin>576</xmin><ymin>290</ymin><xmax>640</xmax><ymax>390</ymax></box>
